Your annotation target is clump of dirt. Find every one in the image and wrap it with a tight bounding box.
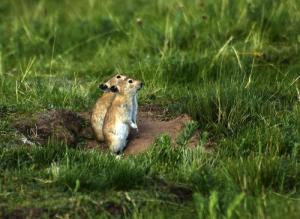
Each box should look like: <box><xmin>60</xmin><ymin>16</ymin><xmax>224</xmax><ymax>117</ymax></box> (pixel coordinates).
<box><xmin>13</xmin><ymin>109</ymin><xmax>94</xmax><ymax>147</ymax></box>
<box><xmin>0</xmin><ymin>207</ymin><xmax>44</xmax><ymax>219</ymax></box>
<box><xmin>103</xmin><ymin>201</ymin><xmax>125</xmax><ymax>217</ymax></box>
<box><xmin>169</xmin><ymin>185</ymin><xmax>193</xmax><ymax>202</ymax></box>
<box><xmin>12</xmin><ymin>105</ymin><xmax>202</xmax><ymax>155</ymax></box>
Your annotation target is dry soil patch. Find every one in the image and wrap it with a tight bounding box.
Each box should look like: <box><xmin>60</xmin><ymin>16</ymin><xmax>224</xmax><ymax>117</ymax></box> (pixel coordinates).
<box><xmin>13</xmin><ymin>105</ymin><xmax>200</xmax><ymax>155</ymax></box>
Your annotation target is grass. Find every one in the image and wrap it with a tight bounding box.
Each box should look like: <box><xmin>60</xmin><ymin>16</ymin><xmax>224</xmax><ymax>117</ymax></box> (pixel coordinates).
<box><xmin>0</xmin><ymin>0</ymin><xmax>300</xmax><ymax>218</ymax></box>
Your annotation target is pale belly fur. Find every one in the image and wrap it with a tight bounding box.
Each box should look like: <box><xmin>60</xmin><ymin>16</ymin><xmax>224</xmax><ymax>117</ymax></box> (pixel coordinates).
<box><xmin>112</xmin><ymin>122</ymin><xmax>129</xmax><ymax>153</ymax></box>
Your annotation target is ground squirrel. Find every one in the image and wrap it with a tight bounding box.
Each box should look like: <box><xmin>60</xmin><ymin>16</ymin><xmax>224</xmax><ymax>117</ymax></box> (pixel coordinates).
<box><xmin>103</xmin><ymin>78</ymin><xmax>144</xmax><ymax>154</ymax></box>
<box><xmin>91</xmin><ymin>74</ymin><xmax>127</xmax><ymax>141</ymax></box>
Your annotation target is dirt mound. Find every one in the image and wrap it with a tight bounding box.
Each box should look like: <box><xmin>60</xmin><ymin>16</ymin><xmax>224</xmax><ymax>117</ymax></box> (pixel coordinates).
<box><xmin>13</xmin><ymin>109</ymin><xmax>93</xmax><ymax>146</ymax></box>
<box><xmin>13</xmin><ymin>106</ymin><xmax>200</xmax><ymax>155</ymax></box>
<box><xmin>125</xmin><ymin>112</ymin><xmax>193</xmax><ymax>155</ymax></box>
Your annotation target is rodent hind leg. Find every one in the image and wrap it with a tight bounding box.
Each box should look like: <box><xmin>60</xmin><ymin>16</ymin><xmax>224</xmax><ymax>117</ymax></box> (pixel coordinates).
<box><xmin>114</xmin><ymin>141</ymin><xmax>128</xmax><ymax>159</ymax></box>
<box><xmin>118</xmin><ymin>138</ymin><xmax>128</xmax><ymax>154</ymax></box>
<box><xmin>93</xmin><ymin>125</ymin><xmax>104</xmax><ymax>141</ymax></box>
<box><xmin>92</xmin><ymin>117</ymin><xmax>105</xmax><ymax>141</ymax></box>
<box><xmin>109</xmin><ymin>137</ymin><xmax>126</xmax><ymax>155</ymax></box>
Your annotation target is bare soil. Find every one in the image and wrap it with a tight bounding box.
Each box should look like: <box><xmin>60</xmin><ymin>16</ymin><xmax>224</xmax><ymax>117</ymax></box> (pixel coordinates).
<box><xmin>13</xmin><ymin>109</ymin><xmax>93</xmax><ymax>147</ymax></box>
<box><xmin>12</xmin><ymin>105</ymin><xmax>200</xmax><ymax>155</ymax></box>
<box><xmin>0</xmin><ymin>207</ymin><xmax>45</xmax><ymax>219</ymax></box>
<box><xmin>125</xmin><ymin>111</ymin><xmax>193</xmax><ymax>155</ymax></box>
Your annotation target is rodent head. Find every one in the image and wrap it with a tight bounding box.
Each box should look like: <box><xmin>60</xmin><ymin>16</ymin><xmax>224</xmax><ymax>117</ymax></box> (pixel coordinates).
<box><xmin>110</xmin><ymin>78</ymin><xmax>144</xmax><ymax>95</ymax></box>
<box><xmin>99</xmin><ymin>74</ymin><xmax>127</xmax><ymax>92</ymax></box>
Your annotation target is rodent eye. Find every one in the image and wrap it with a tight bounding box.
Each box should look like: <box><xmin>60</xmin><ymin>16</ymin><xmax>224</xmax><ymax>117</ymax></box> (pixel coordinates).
<box><xmin>128</xmin><ymin>79</ymin><xmax>133</xmax><ymax>83</ymax></box>
<box><xmin>116</xmin><ymin>75</ymin><xmax>121</xmax><ymax>79</ymax></box>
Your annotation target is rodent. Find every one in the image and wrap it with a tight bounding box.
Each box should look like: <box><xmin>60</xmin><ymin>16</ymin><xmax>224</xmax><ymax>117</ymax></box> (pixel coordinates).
<box><xmin>103</xmin><ymin>78</ymin><xmax>144</xmax><ymax>154</ymax></box>
<box><xmin>90</xmin><ymin>74</ymin><xmax>127</xmax><ymax>141</ymax></box>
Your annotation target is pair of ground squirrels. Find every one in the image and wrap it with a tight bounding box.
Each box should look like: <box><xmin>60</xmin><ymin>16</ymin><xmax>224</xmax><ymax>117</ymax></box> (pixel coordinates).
<box><xmin>91</xmin><ymin>74</ymin><xmax>144</xmax><ymax>154</ymax></box>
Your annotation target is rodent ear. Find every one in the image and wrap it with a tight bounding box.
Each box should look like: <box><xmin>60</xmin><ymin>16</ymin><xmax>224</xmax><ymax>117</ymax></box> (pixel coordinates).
<box><xmin>110</xmin><ymin>85</ymin><xmax>119</xmax><ymax>93</ymax></box>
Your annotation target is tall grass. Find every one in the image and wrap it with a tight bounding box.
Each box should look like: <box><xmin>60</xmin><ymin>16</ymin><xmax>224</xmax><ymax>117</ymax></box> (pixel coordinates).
<box><xmin>0</xmin><ymin>0</ymin><xmax>300</xmax><ymax>218</ymax></box>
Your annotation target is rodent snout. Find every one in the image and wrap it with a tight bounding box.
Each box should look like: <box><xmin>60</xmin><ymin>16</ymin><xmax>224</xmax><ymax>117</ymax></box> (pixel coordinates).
<box><xmin>99</xmin><ymin>84</ymin><xmax>108</xmax><ymax>91</ymax></box>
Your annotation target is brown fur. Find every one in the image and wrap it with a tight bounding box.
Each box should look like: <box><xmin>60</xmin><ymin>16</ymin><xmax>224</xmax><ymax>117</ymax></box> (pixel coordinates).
<box><xmin>103</xmin><ymin>95</ymin><xmax>132</xmax><ymax>147</ymax></box>
<box><xmin>103</xmin><ymin>78</ymin><xmax>143</xmax><ymax>153</ymax></box>
<box><xmin>90</xmin><ymin>74</ymin><xmax>127</xmax><ymax>141</ymax></box>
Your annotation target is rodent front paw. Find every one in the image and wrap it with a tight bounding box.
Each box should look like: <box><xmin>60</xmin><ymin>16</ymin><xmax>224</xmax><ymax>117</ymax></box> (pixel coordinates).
<box><xmin>132</xmin><ymin>123</ymin><xmax>138</xmax><ymax>129</ymax></box>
